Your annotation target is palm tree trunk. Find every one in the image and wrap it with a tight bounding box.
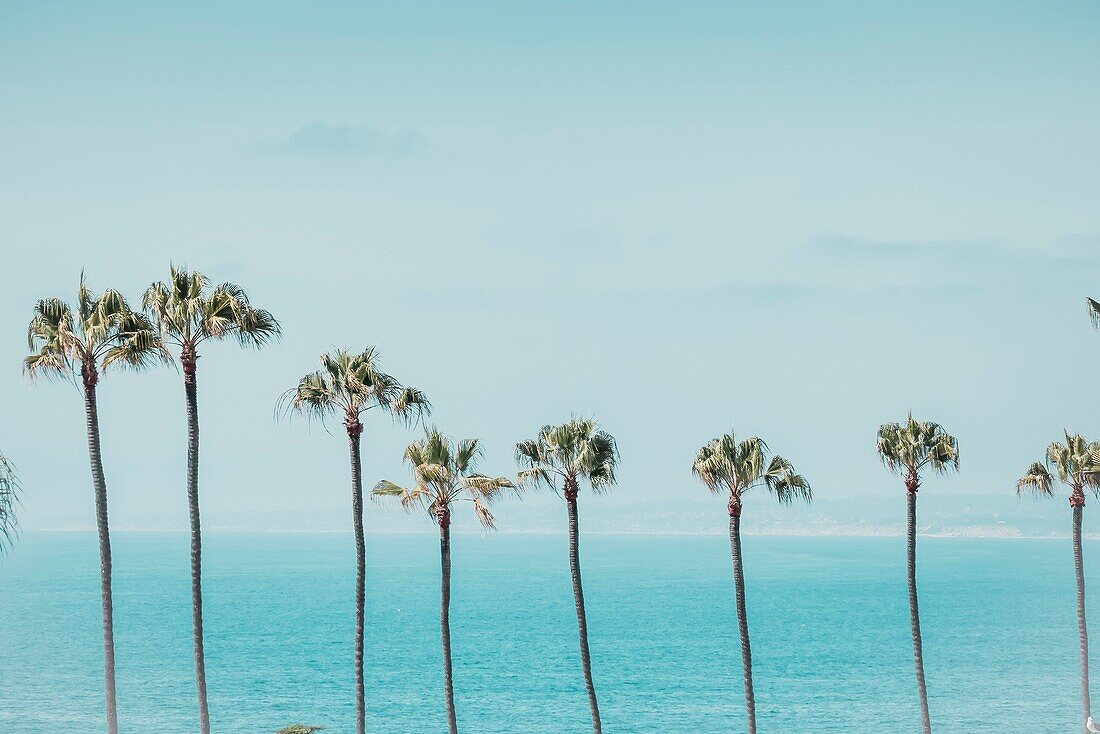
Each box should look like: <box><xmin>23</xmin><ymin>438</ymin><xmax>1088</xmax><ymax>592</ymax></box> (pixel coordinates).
<box><xmin>1073</xmin><ymin>502</ymin><xmax>1091</xmax><ymax>733</ymax></box>
<box><xmin>439</xmin><ymin>514</ymin><xmax>458</xmax><ymax>734</ymax></box>
<box><xmin>907</xmin><ymin>490</ymin><xmax>931</xmax><ymax>734</ymax></box>
<box><xmin>83</xmin><ymin>373</ymin><xmax>119</xmax><ymax>734</ymax></box>
<box><xmin>347</xmin><ymin>420</ymin><xmax>366</xmax><ymax>734</ymax></box>
<box><xmin>183</xmin><ymin>349</ymin><xmax>211</xmax><ymax>734</ymax></box>
<box><xmin>728</xmin><ymin>507</ymin><xmax>756</xmax><ymax>734</ymax></box>
<box><xmin>566</xmin><ymin>485</ymin><xmax>602</xmax><ymax>734</ymax></box>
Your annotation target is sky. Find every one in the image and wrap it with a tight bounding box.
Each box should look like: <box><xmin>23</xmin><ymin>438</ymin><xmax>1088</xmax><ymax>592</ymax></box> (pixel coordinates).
<box><xmin>2</xmin><ymin>1</ymin><xmax>1100</xmax><ymax>533</ymax></box>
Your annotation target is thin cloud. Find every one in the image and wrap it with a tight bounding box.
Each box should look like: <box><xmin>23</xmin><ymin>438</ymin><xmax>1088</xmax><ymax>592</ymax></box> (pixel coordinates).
<box><xmin>277</xmin><ymin>122</ymin><xmax>426</xmax><ymax>159</ymax></box>
<box><xmin>808</xmin><ymin>234</ymin><xmax>1100</xmax><ymax>268</ymax></box>
<box><xmin>809</xmin><ymin>235</ymin><xmax>997</xmax><ymax>264</ymax></box>
<box><xmin>798</xmin><ymin>234</ymin><xmax>1100</xmax><ymax>291</ymax></box>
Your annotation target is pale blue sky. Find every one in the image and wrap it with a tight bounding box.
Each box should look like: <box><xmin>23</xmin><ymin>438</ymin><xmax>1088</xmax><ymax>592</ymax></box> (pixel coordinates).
<box><xmin>2</xmin><ymin>1</ymin><xmax>1100</xmax><ymax>531</ymax></box>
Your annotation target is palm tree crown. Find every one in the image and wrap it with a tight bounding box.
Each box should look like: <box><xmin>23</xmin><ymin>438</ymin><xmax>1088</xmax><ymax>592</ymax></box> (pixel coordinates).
<box><xmin>514</xmin><ymin>418</ymin><xmax>618</xmax><ymax>498</ymax></box>
<box><xmin>143</xmin><ymin>267</ymin><xmax>279</xmax><ymax>361</ymax></box>
<box><xmin>281</xmin><ymin>347</ymin><xmax>430</xmax><ymax>435</ymax></box>
<box><xmin>25</xmin><ymin>276</ymin><xmax>167</xmax><ymax>386</ymax></box>
<box><xmin>1018</xmin><ymin>432</ymin><xmax>1100</xmax><ymax>504</ymax></box>
<box><xmin>0</xmin><ymin>454</ymin><xmax>20</xmax><ymax>554</ymax></box>
<box><xmin>876</xmin><ymin>415</ymin><xmax>960</xmax><ymax>492</ymax></box>
<box><xmin>373</xmin><ymin>427</ymin><xmax>516</xmax><ymax>527</ymax></box>
<box><xmin>691</xmin><ymin>431</ymin><xmax>810</xmax><ymax>514</ymax></box>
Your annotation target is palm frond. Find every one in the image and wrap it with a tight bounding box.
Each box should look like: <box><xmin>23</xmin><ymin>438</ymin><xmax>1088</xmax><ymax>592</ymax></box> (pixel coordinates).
<box><xmin>764</xmin><ymin>455</ymin><xmax>812</xmax><ymax>504</ymax></box>
<box><xmin>735</xmin><ymin>436</ymin><xmax>769</xmax><ymax>488</ymax></box>
<box><xmin>0</xmin><ymin>454</ymin><xmax>21</xmax><ymax>554</ymax></box>
<box><xmin>101</xmin><ymin>311</ymin><xmax>171</xmax><ymax>371</ymax></box>
<box><xmin>372</xmin><ymin>480</ymin><xmax>411</xmax><ymax>498</ymax></box>
<box><xmin>25</xmin><ymin>298</ymin><xmax>79</xmax><ymax>379</ymax></box>
<box><xmin>1085</xmin><ymin>442</ymin><xmax>1100</xmax><ymax>491</ymax></box>
<box><xmin>393</xmin><ymin>386</ymin><xmax>431</xmax><ymax>426</ymax></box>
<box><xmin>455</xmin><ymin>438</ymin><xmax>481</xmax><ymax>474</ymax></box>
<box><xmin>583</xmin><ymin>429</ymin><xmax>619</xmax><ymax>492</ymax></box>
<box><xmin>461</xmin><ymin>474</ymin><xmax>517</xmax><ymax>501</ymax></box>
<box><xmin>515</xmin><ymin>439</ymin><xmax>550</xmax><ymax>470</ymax></box>
<box><xmin>515</xmin><ymin>466</ymin><xmax>556</xmax><ymax>491</ymax></box>
<box><xmin>471</xmin><ymin>496</ymin><xmax>496</xmax><ymax>529</ymax></box>
<box><xmin>691</xmin><ymin>435</ymin><xmax>733</xmax><ymax>494</ymax></box>
<box><xmin>1017</xmin><ymin>462</ymin><xmax>1054</xmax><ymax>497</ymax></box>
<box><xmin>278</xmin><ymin>370</ymin><xmax>341</xmax><ymax>423</ymax></box>
<box><xmin>371</xmin><ymin>479</ymin><xmax>430</xmax><ymax>513</ymax></box>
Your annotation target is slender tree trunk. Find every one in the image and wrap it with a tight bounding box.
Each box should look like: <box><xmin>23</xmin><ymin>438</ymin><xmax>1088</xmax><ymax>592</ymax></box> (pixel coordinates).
<box><xmin>906</xmin><ymin>487</ymin><xmax>932</xmax><ymax>734</ymax></box>
<box><xmin>728</xmin><ymin>502</ymin><xmax>756</xmax><ymax>734</ymax></box>
<box><xmin>1073</xmin><ymin>497</ymin><xmax>1091</xmax><ymax>734</ymax></box>
<box><xmin>347</xmin><ymin>417</ymin><xmax>366</xmax><ymax>734</ymax></box>
<box><xmin>83</xmin><ymin>368</ymin><xmax>119</xmax><ymax>734</ymax></box>
<box><xmin>438</xmin><ymin>510</ymin><xmax>458</xmax><ymax>734</ymax></box>
<box><xmin>182</xmin><ymin>346</ymin><xmax>211</xmax><ymax>734</ymax></box>
<box><xmin>565</xmin><ymin>477</ymin><xmax>601</xmax><ymax>734</ymax></box>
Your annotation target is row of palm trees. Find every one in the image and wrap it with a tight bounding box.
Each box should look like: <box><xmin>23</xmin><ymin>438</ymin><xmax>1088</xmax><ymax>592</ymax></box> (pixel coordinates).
<box><xmin>12</xmin><ymin>271</ymin><xmax>1100</xmax><ymax>734</ymax></box>
<box><xmin>18</xmin><ymin>269</ymin><xmax>616</xmax><ymax>734</ymax></box>
<box><xmin>25</xmin><ymin>271</ymin><xmax>277</xmax><ymax>734</ymax></box>
<box><xmin>275</xmin><ymin>348</ymin><xmax>618</xmax><ymax>734</ymax></box>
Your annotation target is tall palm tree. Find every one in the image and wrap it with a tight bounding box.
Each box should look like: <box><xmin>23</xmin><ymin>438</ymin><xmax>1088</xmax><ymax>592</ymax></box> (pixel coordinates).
<box><xmin>0</xmin><ymin>453</ymin><xmax>21</xmax><ymax>554</ymax></box>
<box><xmin>24</xmin><ymin>277</ymin><xmax>167</xmax><ymax>734</ymax></box>
<box><xmin>876</xmin><ymin>415</ymin><xmax>959</xmax><ymax>734</ymax></box>
<box><xmin>143</xmin><ymin>266</ymin><xmax>279</xmax><ymax>734</ymax></box>
<box><xmin>514</xmin><ymin>418</ymin><xmax>618</xmax><ymax>734</ymax></box>
<box><xmin>1018</xmin><ymin>432</ymin><xmax>1100</xmax><ymax>734</ymax></box>
<box><xmin>281</xmin><ymin>348</ymin><xmax>429</xmax><ymax>734</ymax></box>
<box><xmin>690</xmin><ymin>431</ymin><xmax>810</xmax><ymax>734</ymax></box>
<box><xmin>374</xmin><ymin>428</ymin><xmax>515</xmax><ymax>734</ymax></box>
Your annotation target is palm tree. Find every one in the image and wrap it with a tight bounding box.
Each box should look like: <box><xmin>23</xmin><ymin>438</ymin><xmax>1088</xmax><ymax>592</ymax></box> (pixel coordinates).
<box><xmin>514</xmin><ymin>418</ymin><xmax>618</xmax><ymax>734</ymax></box>
<box><xmin>24</xmin><ymin>277</ymin><xmax>167</xmax><ymax>734</ymax></box>
<box><xmin>0</xmin><ymin>453</ymin><xmax>21</xmax><ymax>554</ymax></box>
<box><xmin>691</xmin><ymin>431</ymin><xmax>810</xmax><ymax>734</ymax></box>
<box><xmin>876</xmin><ymin>415</ymin><xmax>959</xmax><ymax>734</ymax></box>
<box><xmin>374</xmin><ymin>428</ymin><xmax>515</xmax><ymax>734</ymax></box>
<box><xmin>1018</xmin><ymin>432</ymin><xmax>1100</xmax><ymax>734</ymax></box>
<box><xmin>281</xmin><ymin>348</ymin><xmax>429</xmax><ymax>734</ymax></box>
<box><xmin>143</xmin><ymin>266</ymin><xmax>280</xmax><ymax>734</ymax></box>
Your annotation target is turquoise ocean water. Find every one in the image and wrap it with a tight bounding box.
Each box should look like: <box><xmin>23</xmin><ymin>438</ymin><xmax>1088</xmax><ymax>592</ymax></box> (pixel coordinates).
<box><xmin>0</xmin><ymin>531</ymin><xmax>1093</xmax><ymax>732</ymax></box>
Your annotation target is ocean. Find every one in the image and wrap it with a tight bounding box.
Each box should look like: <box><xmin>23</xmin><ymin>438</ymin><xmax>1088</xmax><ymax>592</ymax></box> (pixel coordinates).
<box><xmin>0</xmin><ymin>531</ymin><xmax>1092</xmax><ymax>732</ymax></box>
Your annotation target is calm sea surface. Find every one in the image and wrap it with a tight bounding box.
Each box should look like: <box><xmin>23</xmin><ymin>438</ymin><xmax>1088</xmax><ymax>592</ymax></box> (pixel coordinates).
<box><xmin>0</xmin><ymin>531</ymin><xmax>1093</xmax><ymax>732</ymax></box>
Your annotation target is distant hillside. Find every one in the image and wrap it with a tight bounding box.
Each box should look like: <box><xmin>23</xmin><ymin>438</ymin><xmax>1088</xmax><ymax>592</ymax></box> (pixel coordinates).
<box><xmin>35</xmin><ymin>491</ymin><xmax>1093</xmax><ymax>538</ymax></box>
